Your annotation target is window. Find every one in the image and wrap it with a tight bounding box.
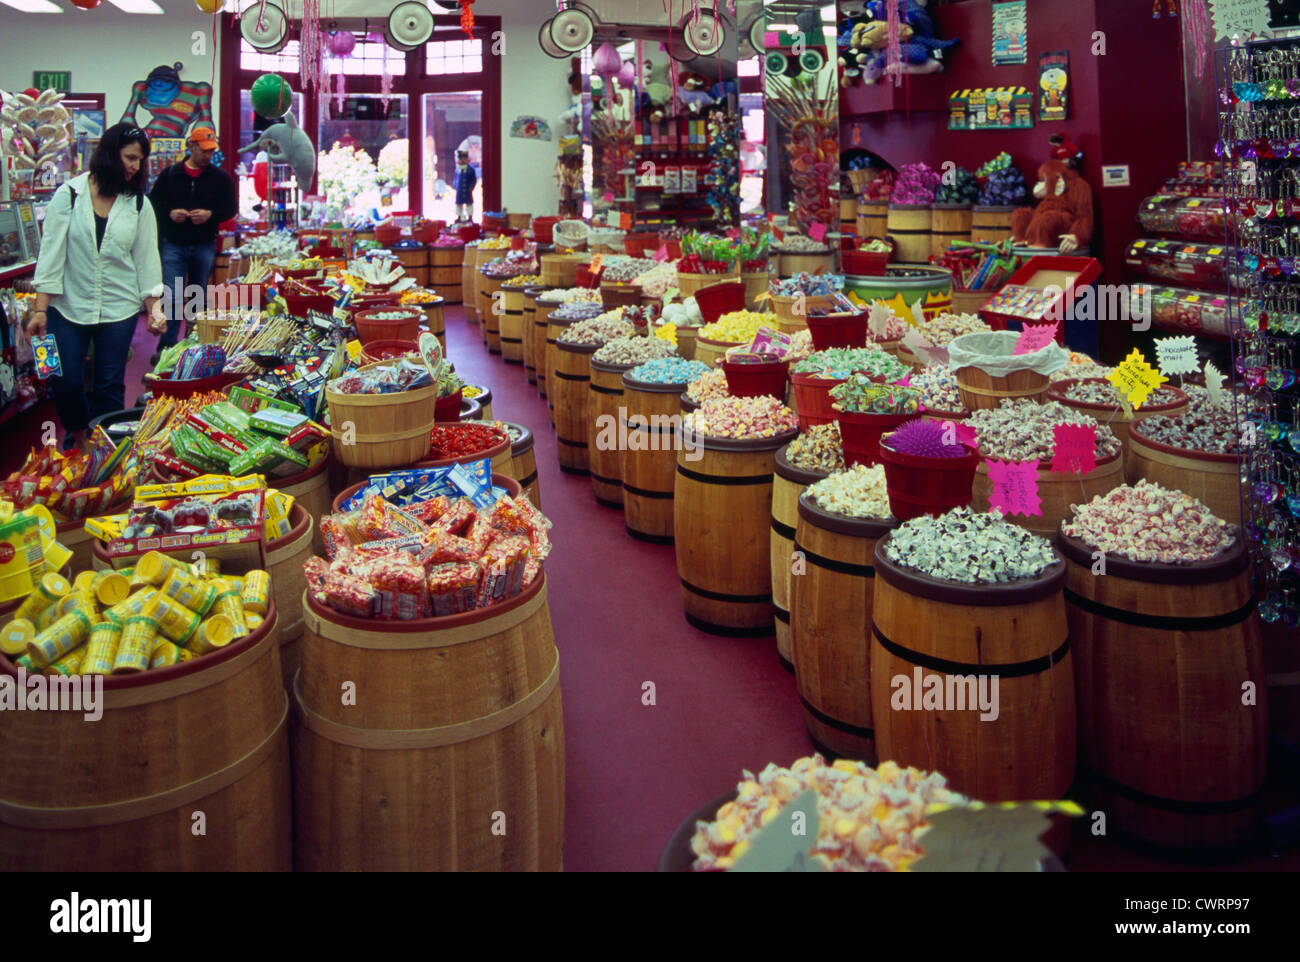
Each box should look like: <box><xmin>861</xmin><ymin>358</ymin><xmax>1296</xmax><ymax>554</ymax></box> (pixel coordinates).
<box><xmin>422</xmin><ymin>92</ymin><xmax>482</xmax><ymax>222</ymax></box>
<box><xmin>240</xmin><ymin>40</ymin><xmax>301</xmax><ymax>74</ymax></box>
<box><xmin>425</xmin><ymin>36</ymin><xmax>483</xmax><ymax>75</ymax></box>
<box><xmin>319</xmin><ymin>95</ymin><xmax>411</xmax><ymax>219</ymax></box>
<box><xmin>335</xmin><ymin>38</ymin><xmax>404</xmax><ymax>77</ymax></box>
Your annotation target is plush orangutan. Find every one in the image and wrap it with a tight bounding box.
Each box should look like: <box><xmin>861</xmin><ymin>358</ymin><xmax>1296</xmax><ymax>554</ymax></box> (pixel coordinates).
<box><xmin>1011</xmin><ymin>158</ymin><xmax>1094</xmax><ymax>253</ymax></box>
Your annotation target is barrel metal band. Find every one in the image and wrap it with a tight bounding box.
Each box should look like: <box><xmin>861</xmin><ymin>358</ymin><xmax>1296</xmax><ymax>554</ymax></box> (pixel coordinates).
<box><xmin>591</xmin><ymin>472</ymin><xmax>621</xmax><ymax>487</ymax></box>
<box><xmin>1063</xmin><ymin>588</ymin><xmax>1258</xmax><ymax>632</ymax></box>
<box><xmin>501</xmin><ymin>337</ymin><xmax>523</xmax><ymax>343</ymax></box>
<box><xmin>794</xmin><ymin>541</ymin><xmax>875</xmax><ymax>578</ymax></box>
<box><xmin>621</xmin><ymin>418</ymin><xmax>677</xmax><ymax>436</ymax></box>
<box><xmin>589</xmin><ymin>384</ymin><xmax>623</xmax><ymax>396</ymax></box>
<box><xmin>293</xmin><ymin>660</ymin><xmax>559</xmax><ymax>750</ymax></box>
<box><xmin>0</xmin><ymin>695</ymin><xmax>288</xmax><ymax>829</ymax></box>
<box><xmin>1081</xmin><ymin>765</ymin><xmax>1265</xmax><ymax>815</ymax></box>
<box><xmin>681</xmin><ymin>577</ymin><xmax>772</xmax><ymax>604</ymax></box>
<box><xmin>676</xmin><ymin>464</ymin><xmax>773</xmax><ymax>486</ymax></box>
<box><xmin>622</xmin><ymin>482</ymin><xmax>673</xmax><ymax>499</ymax></box>
<box><xmin>553</xmin><ymin>371</ymin><xmax>590</xmax><ymax>382</ymax></box>
<box><xmin>556</xmin><ymin>437</ymin><xmax>588</xmax><ymax>448</ymax></box>
<box><xmin>872</xmin><ymin>624</ymin><xmax>1071</xmax><ymax>678</ymax></box>
<box><xmin>799</xmin><ymin>694</ymin><xmax>875</xmax><ymax>740</ymax></box>
<box><xmin>518</xmin><ymin>471</ymin><xmax>539</xmax><ymax>488</ymax></box>
<box><xmin>302</xmin><ymin>583</ymin><xmax>548</xmax><ymax>650</ymax></box>
<box><xmin>774</xmin><ymin>607</ymin><xmax>790</xmax><ymax>624</ymax></box>
<box><xmin>770</xmin><ymin>517</ymin><xmax>796</xmax><ymax>540</ymax></box>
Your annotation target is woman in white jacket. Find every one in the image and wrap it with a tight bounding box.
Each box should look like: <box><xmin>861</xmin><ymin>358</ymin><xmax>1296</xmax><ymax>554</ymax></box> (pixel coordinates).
<box><xmin>27</xmin><ymin>123</ymin><xmax>167</xmax><ymax>451</ymax></box>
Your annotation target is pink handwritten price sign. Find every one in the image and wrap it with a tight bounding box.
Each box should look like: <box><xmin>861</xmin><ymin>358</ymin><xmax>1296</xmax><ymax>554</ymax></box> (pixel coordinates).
<box><xmin>1013</xmin><ymin>322</ymin><xmax>1060</xmax><ymax>356</ymax></box>
<box><xmin>654</xmin><ymin>245</ymin><xmax>669</xmax><ymax>263</ymax></box>
<box><xmin>1050</xmin><ymin>423</ymin><xmax>1097</xmax><ymax>475</ymax></box>
<box><xmin>603</xmin><ymin>190</ymin><xmax>615</xmax><ymax>203</ymax></box>
<box><xmin>986</xmin><ymin>459</ymin><xmax>1042</xmax><ymax>517</ymax></box>
<box><xmin>808</xmin><ymin>221</ymin><xmax>827</xmax><ymax>243</ymax></box>
<box><xmin>954</xmin><ymin>422</ymin><xmax>979</xmax><ymax>450</ymax></box>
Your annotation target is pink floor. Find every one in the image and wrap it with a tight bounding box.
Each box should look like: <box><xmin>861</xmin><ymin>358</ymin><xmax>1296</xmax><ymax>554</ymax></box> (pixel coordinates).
<box><xmin>5</xmin><ymin>306</ymin><xmax>1297</xmax><ymax>872</ymax></box>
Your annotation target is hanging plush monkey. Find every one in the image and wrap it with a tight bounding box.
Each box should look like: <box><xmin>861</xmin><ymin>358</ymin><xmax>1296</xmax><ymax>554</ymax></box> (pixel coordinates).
<box><xmin>1011</xmin><ymin>136</ymin><xmax>1093</xmax><ymax>253</ymax></box>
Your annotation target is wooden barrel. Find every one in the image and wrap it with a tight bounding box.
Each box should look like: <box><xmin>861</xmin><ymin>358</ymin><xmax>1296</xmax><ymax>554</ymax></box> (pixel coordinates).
<box><xmin>600</xmin><ymin>281</ymin><xmax>643</xmax><ymax>312</ymax></box>
<box><xmin>955</xmin><ymin>366</ymin><xmax>1050</xmax><ymax>410</ymax></box>
<box><xmin>293</xmin><ymin>574</ymin><xmax>564</xmax><ymax>871</ymax></box>
<box><xmin>971</xmin><ymin>205</ymin><xmax>1016</xmax><ymax>244</ymax></box>
<box><xmin>554</xmin><ymin>340</ymin><xmax>597</xmax><ymax>473</ymax></box>
<box><xmin>948</xmin><ymin>289</ymin><xmax>989</xmax><ymax>316</ymax></box>
<box><xmin>677</xmin><ymin>271</ymin><xmax>736</xmax><ymax>300</ymax></box>
<box><xmin>503</xmin><ymin>422</ymin><xmax>540</xmax><ymax>508</ymax></box>
<box><xmin>840</xmin><ymin>196</ymin><xmax>858</xmax><ymax>235</ymax></box>
<box><xmin>1047</xmin><ymin>379</ymin><xmax>1189</xmax><ymax>483</ymax></box>
<box><xmin>499</xmin><ymin>283</ymin><xmax>528</xmax><ymax>363</ymax></box>
<box><xmin>775</xmin><ymin>252</ymin><xmax>833</xmax><ymax>277</ymax></box>
<box><xmin>522</xmin><ymin>287</ymin><xmax>552</xmax><ymax>386</ymax></box>
<box><xmin>621</xmin><ymin>372</ymin><xmax>687</xmax><ymax>543</ymax></box>
<box><xmin>213</xmin><ymin>250</ymin><xmax>232</xmax><ymax>283</ymax></box>
<box><xmin>507</xmin><ymin>212</ymin><xmax>532</xmax><ymax>230</ymax></box>
<box><xmin>479</xmin><ymin>273</ymin><xmax>505</xmax><ymax>353</ymax></box>
<box><xmin>429</xmin><ymin>245</ymin><xmax>464</xmax><ymax>304</ymax></box>
<box><xmin>930</xmin><ymin>204</ymin><xmax>973</xmax><ymax>256</ymax></box>
<box><xmin>856</xmin><ymin>200</ymin><xmax>889</xmax><ymax>239</ymax></box>
<box><xmin>544</xmin><ymin>309</ymin><xmax>580</xmax><ymax>427</ymax></box>
<box><xmin>392</xmin><ymin>246</ymin><xmax>429</xmax><ymax>287</ymax></box>
<box><xmin>870</xmin><ymin>540</ymin><xmax>1076</xmax><ymax>801</ymax></box>
<box><xmin>740</xmin><ymin>270</ymin><xmax>771</xmax><ymax>311</ymax></box>
<box><xmin>1058</xmin><ymin>531</ymin><xmax>1265</xmax><ymax>852</ymax></box>
<box><xmin>266</xmin><ymin>504</ymin><xmax>314</xmax><ymax>692</ymax></box>
<box><xmin>461</xmin><ymin>244</ymin><xmax>479</xmax><ymax>321</ymax></box>
<box><xmin>541</xmin><ymin>252</ymin><xmax>586</xmax><ymax>288</ymax></box>
<box><xmin>676</xmin><ymin>325</ymin><xmax>700</xmax><ymax>362</ymax></box>
<box><xmin>326</xmin><ymin>359</ymin><xmax>435</xmax><ymax>469</ymax></box>
<box><xmin>694</xmin><ymin>336</ymin><xmax>741</xmax><ymax>370</ymax></box>
<box><xmin>588</xmin><ymin>359</ymin><xmax>636</xmax><ymax>507</ymax></box>
<box><xmin>421</xmin><ymin>299</ymin><xmax>447</xmax><ymax>355</ymax></box>
<box><xmin>793</xmin><ymin>495</ymin><xmax>896</xmax><ymax>761</ymax></box>
<box><xmin>275</xmin><ymin>458</ymin><xmax>331</xmax><ymax>554</ymax></box>
<box><xmin>887</xmin><ymin>204</ymin><xmax>932</xmax><ymax>264</ymax></box>
<box><xmin>674</xmin><ymin>428</ymin><xmax>798</xmax><ymax>634</ymax></box>
<box><xmin>972</xmin><ymin>450</ymin><xmax>1123</xmax><ymax>538</ymax></box>
<box><xmin>1126</xmin><ymin>428</ymin><xmax>1242</xmax><ymax>524</ymax></box>
<box><xmin>770</xmin><ymin>293</ymin><xmax>834</xmax><ymax>336</ymax></box>
<box><xmin>0</xmin><ymin>603</ymin><xmax>290</xmax><ymax>870</ymax></box>
<box><xmin>469</xmin><ymin>245</ymin><xmax>498</xmax><ymax>325</ymax></box>
<box><xmin>772</xmin><ymin>447</ymin><xmax>829</xmax><ymax>672</ymax></box>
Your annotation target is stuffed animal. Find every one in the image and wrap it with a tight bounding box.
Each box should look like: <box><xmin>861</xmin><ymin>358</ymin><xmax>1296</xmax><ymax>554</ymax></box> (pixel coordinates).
<box><xmin>1011</xmin><ymin>145</ymin><xmax>1094</xmax><ymax>253</ymax></box>
<box><xmin>238</xmin><ymin>109</ymin><xmax>316</xmax><ymax>193</ymax></box>
<box><xmin>860</xmin><ymin>0</ymin><xmax>960</xmax><ymax>83</ymax></box>
<box><xmin>678</xmin><ymin>70</ymin><xmax>714</xmax><ymax>114</ymax></box>
<box><xmin>640</xmin><ymin>59</ymin><xmax>672</xmax><ymax>122</ymax></box>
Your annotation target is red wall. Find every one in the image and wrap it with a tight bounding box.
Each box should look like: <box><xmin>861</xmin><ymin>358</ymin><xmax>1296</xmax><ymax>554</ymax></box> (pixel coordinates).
<box><xmin>843</xmin><ymin>0</ymin><xmax>1189</xmax><ymax>360</ymax></box>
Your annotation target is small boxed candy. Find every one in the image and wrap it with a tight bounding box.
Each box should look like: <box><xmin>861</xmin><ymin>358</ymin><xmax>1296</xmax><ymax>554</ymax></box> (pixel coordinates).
<box><xmin>108</xmin><ymin>490</ymin><xmax>267</xmax><ymax>561</ymax></box>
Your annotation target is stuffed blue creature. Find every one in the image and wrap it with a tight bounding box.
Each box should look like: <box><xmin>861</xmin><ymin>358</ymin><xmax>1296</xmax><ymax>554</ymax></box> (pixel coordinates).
<box><xmin>861</xmin><ymin>0</ymin><xmax>960</xmax><ymax>83</ymax></box>
<box><xmin>238</xmin><ymin>110</ymin><xmax>316</xmax><ymax>192</ymax></box>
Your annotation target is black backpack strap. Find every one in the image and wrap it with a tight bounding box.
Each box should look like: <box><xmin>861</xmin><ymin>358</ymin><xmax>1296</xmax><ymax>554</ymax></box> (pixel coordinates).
<box><xmin>68</xmin><ymin>186</ymin><xmax>77</xmax><ymax>209</ymax></box>
<box><xmin>137</xmin><ymin>193</ymin><xmax>144</xmax><ymax>213</ymax></box>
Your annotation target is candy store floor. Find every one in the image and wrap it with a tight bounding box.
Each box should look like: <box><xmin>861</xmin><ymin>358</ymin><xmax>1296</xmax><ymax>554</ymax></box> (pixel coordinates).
<box><xmin>7</xmin><ymin>311</ymin><xmax>1299</xmax><ymax>874</ymax></box>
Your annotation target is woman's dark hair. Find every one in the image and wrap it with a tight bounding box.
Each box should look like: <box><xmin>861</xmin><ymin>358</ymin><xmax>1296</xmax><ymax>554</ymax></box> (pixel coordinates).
<box><xmin>89</xmin><ymin>123</ymin><xmax>151</xmax><ymax>197</ymax></box>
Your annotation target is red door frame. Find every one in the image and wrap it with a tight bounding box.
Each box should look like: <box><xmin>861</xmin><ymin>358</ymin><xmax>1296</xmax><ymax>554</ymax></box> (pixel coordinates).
<box><xmin>218</xmin><ymin>14</ymin><xmax>501</xmax><ymax>214</ymax></box>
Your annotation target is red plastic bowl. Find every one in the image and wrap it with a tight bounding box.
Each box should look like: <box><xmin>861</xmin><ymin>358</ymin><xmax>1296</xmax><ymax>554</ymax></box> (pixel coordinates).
<box><xmin>359</xmin><ymin>338</ymin><xmax>419</xmax><ymax>365</ymax></box>
<box><xmin>284</xmin><ymin>292</ymin><xmax>335</xmax><ymax>317</ymax></box>
<box><xmin>721</xmin><ymin>358</ymin><xmax>789</xmax><ymax>399</ymax></box>
<box><xmin>457</xmin><ymin>223</ymin><xmax>482</xmax><ymax>242</ymax></box>
<box><xmin>835</xmin><ymin>407</ymin><xmax>921</xmax><ymax>467</ymax></box>
<box><xmin>878</xmin><ymin>439</ymin><xmax>978</xmax><ymax>520</ymax></box>
<box><xmin>532</xmin><ymin>216</ymin><xmax>559</xmax><ymax>244</ymax></box>
<box><xmin>789</xmin><ymin>371</ymin><xmax>847</xmax><ymax>430</ymax></box>
<box><xmin>148</xmin><ymin>370</ymin><xmax>243</xmax><ymax>399</ymax></box>
<box><xmin>374</xmin><ymin>225</ymin><xmax>401</xmax><ymax>247</ymax></box>
<box><xmin>842</xmin><ymin>249</ymin><xmax>891</xmax><ymax>275</ymax></box>
<box><xmin>806</xmin><ymin>312</ymin><xmax>869</xmax><ymax>351</ymax></box>
<box><xmin>694</xmin><ymin>280</ymin><xmax>747</xmax><ymax>324</ymax></box>
<box><xmin>434</xmin><ymin>388</ymin><xmax>463</xmax><ymax>422</ymax></box>
<box><xmin>354</xmin><ymin>307</ymin><xmax>422</xmax><ymax>344</ymax></box>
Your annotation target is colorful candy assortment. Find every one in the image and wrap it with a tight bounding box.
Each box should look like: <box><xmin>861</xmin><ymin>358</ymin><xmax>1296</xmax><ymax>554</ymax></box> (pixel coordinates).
<box><xmin>966</xmin><ymin>400</ymin><xmax>1121</xmax><ymax>463</ymax></box>
<box><xmin>627</xmin><ymin>358</ymin><xmax>710</xmax><ymax>386</ymax></box>
<box><xmin>593</xmin><ymin>337</ymin><xmax>677</xmax><ymax>366</ymax></box>
<box><xmin>795</xmin><ymin>348</ymin><xmax>909</xmax><ymax>383</ymax></box>
<box><xmin>784</xmin><ymin>423</ymin><xmax>845</xmax><ymax>473</ymax></box>
<box><xmin>829</xmin><ymin>377</ymin><xmax>922</xmax><ymax>415</ymax></box>
<box><xmin>1062</xmin><ymin>482</ymin><xmax>1235</xmax><ymax>564</ymax></box>
<box><xmin>690</xmin><ymin>756</ymin><xmax>967</xmax><ymax>872</ymax></box>
<box><xmin>683</xmin><ymin>396</ymin><xmax>798</xmax><ymax>440</ymax></box>
<box><xmin>884</xmin><ymin>507</ymin><xmax>1058</xmax><ymax>584</ymax></box>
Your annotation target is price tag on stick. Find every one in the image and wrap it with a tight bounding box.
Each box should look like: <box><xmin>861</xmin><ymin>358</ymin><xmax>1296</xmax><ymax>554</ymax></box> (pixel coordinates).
<box><xmin>986</xmin><ymin>459</ymin><xmax>1042</xmax><ymax>517</ymax></box>
<box><xmin>1050</xmin><ymin>423</ymin><xmax>1097</xmax><ymax>475</ymax></box>
<box><xmin>1107</xmin><ymin>349</ymin><xmax>1167</xmax><ymax>409</ymax></box>
<box><xmin>808</xmin><ymin>221</ymin><xmax>827</xmax><ymax>243</ymax></box>
<box><xmin>1155</xmin><ymin>335</ymin><xmax>1199</xmax><ymax>376</ymax></box>
<box><xmin>1013</xmin><ymin>321</ymin><xmax>1059</xmax><ymax>356</ymax></box>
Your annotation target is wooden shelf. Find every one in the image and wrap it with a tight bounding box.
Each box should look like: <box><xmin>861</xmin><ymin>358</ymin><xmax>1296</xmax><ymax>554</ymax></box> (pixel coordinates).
<box><xmin>840</xmin><ymin>73</ymin><xmax>951</xmax><ymax>116</ymax></box>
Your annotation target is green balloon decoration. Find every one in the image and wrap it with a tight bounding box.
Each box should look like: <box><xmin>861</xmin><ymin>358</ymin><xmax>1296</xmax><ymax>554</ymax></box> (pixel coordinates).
<box><xmin>250</xmin><ymin>74</ymin><xmax>294</xmax><ymax>119</ymax></box>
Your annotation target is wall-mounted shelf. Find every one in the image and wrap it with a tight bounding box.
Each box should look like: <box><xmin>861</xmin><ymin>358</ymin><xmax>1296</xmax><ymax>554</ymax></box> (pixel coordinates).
<box><xmin>840</xmin><ymin>73</ymin><xmax>951</xmax><ymax>116</ymax></box>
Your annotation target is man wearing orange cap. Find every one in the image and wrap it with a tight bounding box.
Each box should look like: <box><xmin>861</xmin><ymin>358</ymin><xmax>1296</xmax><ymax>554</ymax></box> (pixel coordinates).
<box><xmin>147</xmin><ymin>124</ymin><xmax>237</xmax><ymax>360</ymax></box>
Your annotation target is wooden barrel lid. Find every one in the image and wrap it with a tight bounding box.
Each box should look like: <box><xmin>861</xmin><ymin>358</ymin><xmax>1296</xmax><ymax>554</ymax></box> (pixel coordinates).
<box><xmin>1055</xmin><ymin>527</ymin><xmax>1248</xmax><ymax>585</ymax></box>
<box><xmin>676</xmin><ymin>426</ymin><xmax>799</xmax><ymax>454</ymax></box>
<box><xmin>622</xmin><ymin>373</ymin><xmax>693</xmax><ymax>393</ymax></box>
<box><xmin>873</xmin><ymin>532</ymin><xmax>1067</xmax><ymax>606</ymax></box>
<box><xmin>774</xmin><ymin>444</ymin><xmax>832</xmax><ymax>487</ymax></box>
<box><xmin>797</xmin><ymin>491</ymin><xmax>897</xmax><ymax>539</ymax></box>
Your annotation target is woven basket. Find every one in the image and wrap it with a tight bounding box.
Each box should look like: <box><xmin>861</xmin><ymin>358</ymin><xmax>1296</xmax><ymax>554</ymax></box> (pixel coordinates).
<box><xmin>553</xmin><ymin>220</ymin><xmax>590</xmax><ymax>251</ymax></box>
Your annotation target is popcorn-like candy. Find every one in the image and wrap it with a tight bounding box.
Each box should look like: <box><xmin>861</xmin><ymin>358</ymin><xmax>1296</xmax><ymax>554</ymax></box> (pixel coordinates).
<box><xmin>966</xmin><ymin>399</ymin><xmax>1122</xmax><ymax>463</ymax></box>
<box><xmin>1061</xmin><ymin>481</ymin><xmax>1235</xmax><ymax>564</ymax></box>
<box><xmin>683</xmin><ymin>396</ymin><xmax>799</xmax><ymax>440</ymax></box>
<box><xmin>806</xmin><ymin>463</ymin><xmax>892</xmax><ymax>518</ymax></box>
<box><xmin>884</xmin><ymin>506</ymin><xmax>1058</xmax><ymax>584</ymax></box>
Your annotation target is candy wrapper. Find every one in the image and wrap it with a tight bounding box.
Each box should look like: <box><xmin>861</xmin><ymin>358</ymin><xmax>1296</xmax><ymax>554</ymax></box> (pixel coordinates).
<box><xmin>426</xmin><ymin>562</ymin><xmax>482</xmax><ymax>617</ymax></box>
<box><xmin>323</xmin><ymin>568</ymin><xmax>378</xmax><ymax>617</ymax></box>
<box><xmin>31</xmin><ymin>334</ymin><xmax>62</xmax><ymax>379</ymax></box>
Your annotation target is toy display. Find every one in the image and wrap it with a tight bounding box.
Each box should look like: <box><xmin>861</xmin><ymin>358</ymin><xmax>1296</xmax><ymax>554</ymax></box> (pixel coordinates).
<box><xmin>119</xmin><ymin>62</ymin><xmax>214</xmax><ymax>140</ymax></box>
<box><xmin>0</xmin><ymin>88</ymin><xmax>75</xmax><ymax>187</ymax></box>
<box><xmin>1011</xmin><ymin>137</ymin><xmax>1094</xmax><ymax>253</ymax></box>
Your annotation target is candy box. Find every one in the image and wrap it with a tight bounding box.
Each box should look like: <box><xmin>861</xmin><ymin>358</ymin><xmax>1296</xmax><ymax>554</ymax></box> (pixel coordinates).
<box><xmin>108</xmin><ymin>490</ymin><xmax>267</xmax><ymax>563</ymax></box>
<box><xmin>250</xmin><ymin>407</ymin><xmax>310</xmax><ymax>437</ymax></box>
<box><xmin>30</xmin><ymin>334</ymin><xmax>62</xmax><ymax>380</ymax></box>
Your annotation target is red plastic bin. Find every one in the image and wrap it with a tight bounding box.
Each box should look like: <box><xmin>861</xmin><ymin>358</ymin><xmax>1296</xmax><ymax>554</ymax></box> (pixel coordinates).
<box><xmin>353</xmin><ymin>307</ymin><xmax>423</xmax><ymax>344</ymax></box>
<box><xmin>806</xmin><ymin>312</ymin><xmax>869</xmax><ymax>351</ymax></box>
<box><xmin>835</xmin><ymin>408</ymin><xmax>921</xmax><ymax>467</ymax></box>
<box><xmin>721</xmin><ymin>358</ymin><xmax>789</xmax><ymax>399</ymax></box>
<box><xmin>284</xmin><ymin>292</ymin><xmax>335</xmax><ymax>317</ymax></box>
<box><xmin>694</xmin><ymin>280</ymin><xmax>747</xmax><ymax>324</ymax></box>
<box><xmin>878</xmin><ymin>438</ymin><xmax>978</xmax><ymax>519</ymax></box>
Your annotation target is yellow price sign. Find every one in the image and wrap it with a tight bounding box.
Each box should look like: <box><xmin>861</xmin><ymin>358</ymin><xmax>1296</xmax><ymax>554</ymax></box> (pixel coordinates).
<box><xmin>345</xmin><ymin>339</ymin><xmax>363</xmax><ymax>360</ymax></box>
<box><xmin>1107</xmin><ymin>349</ymin><xmax>1167</xmax><ymax>409</ymax></box>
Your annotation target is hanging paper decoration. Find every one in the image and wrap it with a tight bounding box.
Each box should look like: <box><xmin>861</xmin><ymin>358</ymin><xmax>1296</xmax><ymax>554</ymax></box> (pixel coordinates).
<box><xmin>328</xmin><ymin>30</ymin><xmax>356</xmax><ymax>57</ymax></box>
<box><xmin>460</xmin><ymin>0</ymin><xmax>475</xmax><ymax>38</ymax></box>
<box><xmin>886</xmin><ymin>0</ymin><xmax>903</xmax><ymax>87</ymax></box>
<box><xmin>381</xmin><ymin>42</ymin><xmax>393</xmax><ymax>107</ymax></box>
<box><xmin>299</xmin><ymin>0</ymin><xmax>325</xmax><ymax>94</ymax></box>
<box><xmin>1184</xmin><ymin>0</ymin><xmax>1210</xmax><ymax>80</ymax></box>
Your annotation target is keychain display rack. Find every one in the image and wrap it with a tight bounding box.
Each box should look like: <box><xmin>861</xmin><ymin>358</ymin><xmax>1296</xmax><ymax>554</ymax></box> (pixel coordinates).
<box><xmin>1221</xmin><ymin>37</ymin><xmax>1300</xmax><ymax>627</ymax></box>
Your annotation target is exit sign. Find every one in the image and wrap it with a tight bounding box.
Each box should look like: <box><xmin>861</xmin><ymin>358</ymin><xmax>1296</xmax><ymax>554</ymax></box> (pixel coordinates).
<box><xmin>32</xmin><ymin>71</ymin><xmax>70</xmax><ymax>92</ymax></box>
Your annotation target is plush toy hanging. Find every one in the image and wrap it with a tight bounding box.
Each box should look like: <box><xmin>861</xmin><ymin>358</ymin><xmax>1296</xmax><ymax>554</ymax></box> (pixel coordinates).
<box><xmin>1011</xmin><ymin>135</ymin><xmax>1094</xmax><ymax>253</ymax></box>
<box><xmin>239</xmin><ymin>110</ymin><xmax>316</xmax><ymax>192</ymax></box>
<box><xmin>119</xmin><ymin>62</ymin><xmax>214</xmax><ymax>139</ymax></box>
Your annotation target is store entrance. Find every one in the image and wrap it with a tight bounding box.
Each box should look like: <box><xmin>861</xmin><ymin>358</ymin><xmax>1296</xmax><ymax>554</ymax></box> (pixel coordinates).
<box><xmin>422</xmin><ymin>92</ymin><xmax>483</xmax><ymax>224</ymax></box>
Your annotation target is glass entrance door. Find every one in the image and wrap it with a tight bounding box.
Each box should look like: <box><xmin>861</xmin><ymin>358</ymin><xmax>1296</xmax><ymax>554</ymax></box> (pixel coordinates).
<box><xmin>422</xmin><ymin>92</ymin><xmax>483</xmax><ymax>223</ymax></box>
